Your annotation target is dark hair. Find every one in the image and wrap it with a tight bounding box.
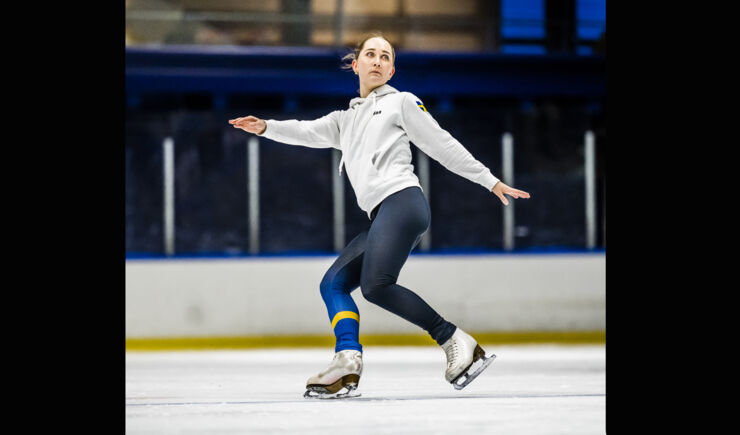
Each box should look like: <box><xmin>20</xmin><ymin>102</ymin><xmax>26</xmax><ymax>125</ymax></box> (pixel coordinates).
<box><xmin>340</xmin><ymin>31</ymin><xmax>396</xmax><ymax>71</ymax></box>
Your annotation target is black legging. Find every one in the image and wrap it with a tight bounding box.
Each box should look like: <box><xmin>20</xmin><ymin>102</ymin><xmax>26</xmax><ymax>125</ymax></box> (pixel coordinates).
<box><xmin>320</xmin><ymin>186</ymin><xmax>456</xmax><ymax>352</ymax></box>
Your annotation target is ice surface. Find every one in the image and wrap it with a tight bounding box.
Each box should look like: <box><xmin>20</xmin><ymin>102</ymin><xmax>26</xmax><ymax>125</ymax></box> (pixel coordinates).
<box><xmin>126</xmin><ymin>345</ymin><xmax>605</xmax><ymax>434</ymax></box>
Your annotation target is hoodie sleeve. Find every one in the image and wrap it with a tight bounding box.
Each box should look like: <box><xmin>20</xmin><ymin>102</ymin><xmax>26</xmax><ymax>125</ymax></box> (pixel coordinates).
<box><xmin>399</xmin><ymin>93</ymin><xmax>500</xmax><ymax>191</ymax></box>
<box><xmin>259</xmin><ymin>110</ymin><xmax>341</xmax><ymax>150</ymax></box>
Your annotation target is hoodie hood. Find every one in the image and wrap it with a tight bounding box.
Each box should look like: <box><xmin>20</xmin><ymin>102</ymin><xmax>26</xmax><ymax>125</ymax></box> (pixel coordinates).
<box><xmin>349</xmin><ymin>84</ymin><xmax>399</xmax><ymax>109</ymax></box>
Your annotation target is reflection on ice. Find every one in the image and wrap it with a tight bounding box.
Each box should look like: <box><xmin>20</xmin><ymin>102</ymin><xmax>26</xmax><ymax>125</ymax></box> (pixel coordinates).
<box><xmin>126</xmin><ymin>345</ymin><xmax>605</xmax><ymax>434</ymax></box>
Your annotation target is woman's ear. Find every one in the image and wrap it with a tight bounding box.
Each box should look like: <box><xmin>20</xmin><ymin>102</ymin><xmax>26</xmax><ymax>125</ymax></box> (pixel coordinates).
<box><xmin>389</xmin><ymin>67</ymin><xmax>395</xmax><ymax>80</ymax></box>
<box><xmin>352</xmin><ymin>59</ymin><xmax>358</xmax><ymax>75</ymax></box>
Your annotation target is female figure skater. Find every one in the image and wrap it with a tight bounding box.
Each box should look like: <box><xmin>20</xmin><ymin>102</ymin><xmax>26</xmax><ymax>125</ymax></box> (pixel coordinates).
<box><xmin>229</xmin><ymin>33</ymin><xmax>530</xmax><ymax>398</ymax></box>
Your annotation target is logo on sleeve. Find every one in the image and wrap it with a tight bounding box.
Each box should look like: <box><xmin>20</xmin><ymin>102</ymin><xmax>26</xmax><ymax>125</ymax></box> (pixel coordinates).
<box><xmin>416</xmin><ymin>101</ymin><xmax>428</xmax><ymax>112</ymax></box>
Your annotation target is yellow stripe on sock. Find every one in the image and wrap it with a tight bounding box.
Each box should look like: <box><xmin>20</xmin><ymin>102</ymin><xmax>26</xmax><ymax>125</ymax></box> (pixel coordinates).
<box><xmin>331</xmin><ymin>311</ymin><xmax>359</xmax><ymax>329</ymax></box>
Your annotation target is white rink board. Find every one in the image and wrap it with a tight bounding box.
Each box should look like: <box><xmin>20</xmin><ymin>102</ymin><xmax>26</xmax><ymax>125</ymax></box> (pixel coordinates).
<box><xmin>126</xmin><ymin>345</ymin><xmax>605</xmax><ymax>434</ymax></box>
<box><xmin>125</xmin><ymin>253</ymin><xmax>605</xmax><ymax>337</ymax></box>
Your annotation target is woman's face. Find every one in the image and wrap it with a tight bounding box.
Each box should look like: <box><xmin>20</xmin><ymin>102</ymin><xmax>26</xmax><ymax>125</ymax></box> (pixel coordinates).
<box><xmin>352</xmin><ymin>37</ymin><xmax>395</xmax><ymax>89</ymax></box>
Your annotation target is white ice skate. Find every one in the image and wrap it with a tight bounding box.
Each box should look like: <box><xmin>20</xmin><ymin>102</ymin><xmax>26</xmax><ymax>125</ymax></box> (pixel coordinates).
<box><xmin>441</xmin><ymin>328</ymin><xmax>496</xmax><ymax>390</ymax></box>
<box><xmin>304</xmin><ymin>349</ymin><xmax>363</xmax><ymax>399</ymax></box>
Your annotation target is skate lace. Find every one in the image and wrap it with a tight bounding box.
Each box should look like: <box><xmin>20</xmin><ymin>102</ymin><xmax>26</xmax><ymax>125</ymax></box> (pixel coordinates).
<box><xmin>444</xmin><ymin>342</ymin><xmax>459</xmax><ymax>369</ymax></box>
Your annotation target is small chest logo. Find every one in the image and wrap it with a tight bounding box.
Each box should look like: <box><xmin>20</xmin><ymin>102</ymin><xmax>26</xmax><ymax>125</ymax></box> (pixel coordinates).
<box><xmin>372</xmin><ymin>110</ymin><xmax>382</xmax><ymax>116</ymax></box>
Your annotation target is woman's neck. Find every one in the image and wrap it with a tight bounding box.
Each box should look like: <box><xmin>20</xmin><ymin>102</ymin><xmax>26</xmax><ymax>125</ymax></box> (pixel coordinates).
<box><xmin>360</xmin><ymin>84</ymin><xmax>384</xmax><ymax>98</ymax></box>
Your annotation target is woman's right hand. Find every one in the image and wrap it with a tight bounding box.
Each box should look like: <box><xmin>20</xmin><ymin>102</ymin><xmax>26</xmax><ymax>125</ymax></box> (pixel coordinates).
<box><xmin>228</xmin><ymin>116</ymin><xmax>266</xmax><ymax>135</ymax></box>
<box><xmin>491</xmin><ymin>181</ymin><xmax>530</xmax><ymax>206</ymax></box>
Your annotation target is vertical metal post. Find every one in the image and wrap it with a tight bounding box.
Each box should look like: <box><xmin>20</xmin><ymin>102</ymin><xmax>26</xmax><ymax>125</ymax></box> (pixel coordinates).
<box><xmin>248</xmin><ymin>137</ymin><xmax>260</xmax><ymax>254</ymax></box>
<box><xmin>585</xmin><ymin>130</ymin><xmax>596</xmax><ymax>249</ymax></box>
<box><xmin>502</xmin><ymin>133</ymin><xmax>514</xmax><ymax>251</ymax></box>
<box><xmin>332</xmin><ymin>149</ymin><xmax>345</xmax><ymax>252</ymax></box>
<box><xmin>417</xmin><ymin>149</ymin><xmax>431</xmax><ymax>251</ymax></box>
<box><xmin>334</xmin><ymin>0</ymin><xmax>344</xmax><ymax>46</ymax></box>
<box><xmin>163</xmin><ymin>137</ymin><xmax>175</xmax><ymax>256</ymax></box>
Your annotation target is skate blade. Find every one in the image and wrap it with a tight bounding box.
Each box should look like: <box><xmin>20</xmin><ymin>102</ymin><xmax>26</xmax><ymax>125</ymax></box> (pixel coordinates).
<box><xmin>305</xmin><ymin>374</ymin><xmax>360</xmax><ymax>394</ymax></box>
<box><xmin>304</xmin><ymin>384</ymin><xmax>361</xmax><ymax>400</ymax></box>
<box><xmin>452</xmin><ymin>353</ymin><xmax>496</xmax><ymax>390</ymax></box>
<box><xmin>304</xmin><ymin>374</ymin><xmax>360</xmax><ymax>399</ymax></box>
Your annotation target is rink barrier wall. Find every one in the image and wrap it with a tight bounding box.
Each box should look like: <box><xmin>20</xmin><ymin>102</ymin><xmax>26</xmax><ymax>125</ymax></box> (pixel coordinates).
<box><xmin>125</xmin><ymin>331</ymin><xmax>605</xmax><ymax>352</ymax></box>
<box><xmin>126</xmin><ymin>252</ymin><xmax>605</xmax><ymax>350</ymax></box>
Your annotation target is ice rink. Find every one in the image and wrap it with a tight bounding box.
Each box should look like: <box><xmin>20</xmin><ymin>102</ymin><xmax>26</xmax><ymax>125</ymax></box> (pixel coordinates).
<box><xmin>126</xmin><ymin>344</ymin><xmax>605</xmax><ymax>434</ymax></box>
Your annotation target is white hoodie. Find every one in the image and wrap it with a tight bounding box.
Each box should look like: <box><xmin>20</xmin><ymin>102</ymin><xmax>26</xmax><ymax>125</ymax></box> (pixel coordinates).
<box><xmin>259</xmin><ymin>84</ymin><xmax>500</xmax><ymax>219</ymax></box>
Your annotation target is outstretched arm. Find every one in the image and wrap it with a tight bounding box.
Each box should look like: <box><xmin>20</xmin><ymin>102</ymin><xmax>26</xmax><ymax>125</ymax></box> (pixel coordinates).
<box><xmin>228</xmin><ymin>111</ymin><xmax>341</xmax><ymax>150</ymax></box>
<box><xmin>400</xmin><ymin>93</ymin><xmax>530</xmax><ymax>206</ymax></box>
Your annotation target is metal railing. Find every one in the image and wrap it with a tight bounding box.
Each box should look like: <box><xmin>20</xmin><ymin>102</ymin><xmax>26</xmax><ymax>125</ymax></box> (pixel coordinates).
<box><xmin>160</xmin><ymin>130</ymin><xmax>599</xmax><ymax>256</ymax></box>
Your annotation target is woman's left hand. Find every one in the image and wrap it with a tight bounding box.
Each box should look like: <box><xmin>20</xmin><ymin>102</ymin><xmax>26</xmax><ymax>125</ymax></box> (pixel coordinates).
<box><xmin>491</xmin><ymin>182</ymin><xmax>530</xmax><ymax>206</ymax></box>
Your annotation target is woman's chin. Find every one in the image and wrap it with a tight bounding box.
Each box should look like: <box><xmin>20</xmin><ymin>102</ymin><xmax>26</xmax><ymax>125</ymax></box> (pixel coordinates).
<box><xmin>367</xmin><ymin>77</ymin><xmax>386</xmax><ymax>86</ymax></box>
